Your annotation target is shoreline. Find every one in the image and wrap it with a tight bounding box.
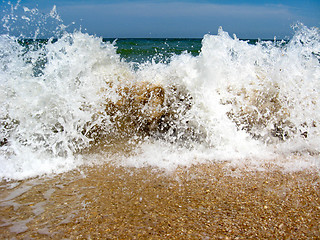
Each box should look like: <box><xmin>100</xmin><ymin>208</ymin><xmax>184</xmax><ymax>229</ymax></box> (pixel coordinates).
<box><xmin>1</xmin><ymin>162</ymin><xmax>319</xmax><ymax>239</ymax></box>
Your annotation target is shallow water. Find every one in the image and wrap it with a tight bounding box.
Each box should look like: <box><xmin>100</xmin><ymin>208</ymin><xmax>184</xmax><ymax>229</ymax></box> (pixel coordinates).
<box><xmin>1</xmin><ymin>162</ymin><xmax>319</xmax><ymax>239</ymax></box>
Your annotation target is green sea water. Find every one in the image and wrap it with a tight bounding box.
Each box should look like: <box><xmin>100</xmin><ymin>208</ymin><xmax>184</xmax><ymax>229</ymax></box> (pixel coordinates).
<box><xmin>20</xmin><ymin>38</ymin><xmax>279</xmax><ymax>66</ymax></box>
<box><xmin>17</xmin><ymin>37</ymin><xmax>285</xmax><ymax>78</ymax></box>
<box><xmin>103</xmin><ymin>38</ymin><xmax>277</xmax><ymax>64</ymax></box>
<box><xmin>105</xmin><ymin>38</ymin><xmax>202</xmax><ymax>63</ymax></box>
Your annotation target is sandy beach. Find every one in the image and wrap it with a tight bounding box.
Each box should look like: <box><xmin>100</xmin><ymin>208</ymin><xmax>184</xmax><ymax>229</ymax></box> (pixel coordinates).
<box><xmin>1</xmin><ymin>0</ymin><xmax>320</xmax><ymax>239</ymax></box>
<box><xmin>0</xmin><ymin>161</ymin><xmax>319</xmax><ymax>239</ymax></box>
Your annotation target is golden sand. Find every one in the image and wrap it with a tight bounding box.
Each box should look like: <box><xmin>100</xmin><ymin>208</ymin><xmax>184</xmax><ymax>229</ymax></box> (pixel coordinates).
<box><xmin>0</xmin><ymin>162</ymin><xmax>319</xmax><ymax>239</ymax></box>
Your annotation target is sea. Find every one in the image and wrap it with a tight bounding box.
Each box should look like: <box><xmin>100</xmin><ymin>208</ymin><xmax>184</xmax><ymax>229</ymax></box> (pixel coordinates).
<box><xmin>1</xmin><ymin>4</ymin><xmax>320</xmax><ymax>181</ymax></box>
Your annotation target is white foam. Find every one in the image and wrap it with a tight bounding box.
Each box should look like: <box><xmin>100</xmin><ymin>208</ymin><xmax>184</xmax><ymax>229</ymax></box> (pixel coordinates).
<box><xmin>0</xmin><ymin>21</ymin><xmax>319</xmax><ymax>179</ymax></box>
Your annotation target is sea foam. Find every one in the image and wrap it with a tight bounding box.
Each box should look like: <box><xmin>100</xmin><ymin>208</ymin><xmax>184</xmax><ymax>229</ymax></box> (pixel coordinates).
<box><xmin>0</xmin><ymin>4</ymin><xmax>319</xmax><ymax>180</ymax></box>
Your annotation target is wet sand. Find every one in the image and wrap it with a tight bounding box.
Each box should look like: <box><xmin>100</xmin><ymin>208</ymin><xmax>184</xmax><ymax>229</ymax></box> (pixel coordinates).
<box><xmin>0</xmin><ymin>162</ymin><xmax>319</xmax><ymax>239</ymax></box>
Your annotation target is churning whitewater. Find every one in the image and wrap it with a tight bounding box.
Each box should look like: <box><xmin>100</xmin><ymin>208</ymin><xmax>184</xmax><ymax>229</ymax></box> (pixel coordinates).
<box><xmin>0</xmin><ymin>22</ymin><xmax>320</xmax><ymax>179</ymax></box>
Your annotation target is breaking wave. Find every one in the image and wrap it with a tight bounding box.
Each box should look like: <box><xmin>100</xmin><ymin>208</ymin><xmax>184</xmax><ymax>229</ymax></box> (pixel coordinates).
<box><xmin>1</xmin><ymin>4</ymin><xmax>319</xmax><ymax>180</ymax></box>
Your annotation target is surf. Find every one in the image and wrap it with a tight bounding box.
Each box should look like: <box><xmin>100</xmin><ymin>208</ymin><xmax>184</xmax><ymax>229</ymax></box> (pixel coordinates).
<box><xmin>0</xmin><ymin>4</ymin><xmax>319</xmax><ymax>180</ymax></box>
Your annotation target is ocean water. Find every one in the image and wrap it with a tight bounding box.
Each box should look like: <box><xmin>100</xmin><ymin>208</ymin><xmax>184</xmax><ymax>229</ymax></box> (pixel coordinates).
<box><xmin>1</xmin><ymin>5</ymin><xmax>320</xmax><ymax>180</ymax></box>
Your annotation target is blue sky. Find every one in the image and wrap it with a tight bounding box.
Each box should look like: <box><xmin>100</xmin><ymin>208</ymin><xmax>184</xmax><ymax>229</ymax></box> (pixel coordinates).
<box><xmin>1</xmin><ymin>0</ymin><xmax>319</xmax><ymax>38</ymax></box>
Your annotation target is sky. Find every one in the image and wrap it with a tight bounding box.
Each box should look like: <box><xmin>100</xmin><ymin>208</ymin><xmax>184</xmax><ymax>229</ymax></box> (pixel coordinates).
<box><xmin>1</xmin><ymin>0</ymin><xmax>319</xmax><ymax>39</ymax></box>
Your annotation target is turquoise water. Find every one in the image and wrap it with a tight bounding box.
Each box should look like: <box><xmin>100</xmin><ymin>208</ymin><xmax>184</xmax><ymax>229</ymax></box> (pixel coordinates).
<box><xmin>19</xmin><ymin>37</ymin><xmax>279</xmax><ymax>74</ymax></box>
<box><xmin>107</xmin><ymin>38</ymin><xmax>202</xmax><ymax>63</ymax></box>
<box><xmin>106</xmin><ymin>38</ymin><xmax>278</xmax><ymax>64</ymax></box>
